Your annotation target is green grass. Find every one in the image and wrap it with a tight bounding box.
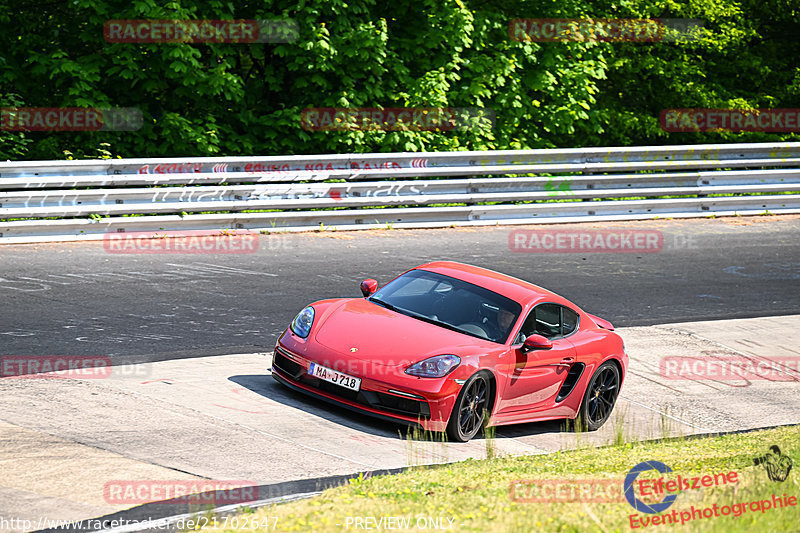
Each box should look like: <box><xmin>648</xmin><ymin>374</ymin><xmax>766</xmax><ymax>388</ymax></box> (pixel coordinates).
<box><xmin>197</xmin><ymin>425</ymin><xmax>800</xmax><ymax>532</ymax></box>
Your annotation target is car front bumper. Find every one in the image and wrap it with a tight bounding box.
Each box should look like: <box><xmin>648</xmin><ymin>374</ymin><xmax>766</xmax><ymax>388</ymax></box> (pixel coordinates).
<box><xmin>271</xmin><ymin>337</ymin><xmax>459</xmax><ymax>432</ymax></box>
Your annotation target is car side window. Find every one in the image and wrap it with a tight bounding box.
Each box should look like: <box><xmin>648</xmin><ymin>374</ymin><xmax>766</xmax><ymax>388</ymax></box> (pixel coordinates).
<box><xmin>562</xmin><ymin>307</ymin><xmax>579</xmax><ymax>336</ymax></box>
<box><xmin>515</xmin><ymin>304</ymin><xmax>580</xmax><ymax>343</ymax></box>
<box><xmin>516</xmin><ymin>303</ymin><xmax>560</xmax><ymax>342</ymax></box>
<box><xmin>534</xmin><ymin>304</ymin><xmax>562</xmax><ymax>338</ymax></box>
<box><xmin>515</xmin><ymin>311</ymin><xmax>535</xmax><ymax>344</ymax></box>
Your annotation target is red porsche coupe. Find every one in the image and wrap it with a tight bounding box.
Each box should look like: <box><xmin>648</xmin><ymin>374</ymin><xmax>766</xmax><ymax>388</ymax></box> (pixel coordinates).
<box><xmin>271</xmin><ymin>261</ymin><xmax>628</xmax><ymax>442</ymax></box>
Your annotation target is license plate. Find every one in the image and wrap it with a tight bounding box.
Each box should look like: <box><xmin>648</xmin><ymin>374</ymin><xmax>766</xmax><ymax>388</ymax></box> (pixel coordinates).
<box><xmin>308</xmin><ymin>362</ymin><xmax>361</xmax><ymax>392</ymax></box>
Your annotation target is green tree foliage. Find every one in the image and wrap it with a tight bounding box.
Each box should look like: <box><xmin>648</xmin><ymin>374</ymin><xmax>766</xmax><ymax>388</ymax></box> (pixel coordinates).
<box><xmin>589</xmin><ymin>0</ymin><xmax>800</xmax><ymax>145</ymax></box>
<box><xmin>0</xmin><ymin>0</ymin><xmax>797</xmax><ymax>160</ymax></box>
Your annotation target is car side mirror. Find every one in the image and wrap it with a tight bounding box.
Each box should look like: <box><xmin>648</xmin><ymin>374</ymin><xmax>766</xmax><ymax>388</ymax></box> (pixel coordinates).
<box><xmin>360</xmin><ymin>279</ymin><xmax>378</xmax><ymax>297</ymax></box>
<box><xmin>520</xmin><ymin>334</ymin><xmax>553</xmax><ymax>353</ymax></box>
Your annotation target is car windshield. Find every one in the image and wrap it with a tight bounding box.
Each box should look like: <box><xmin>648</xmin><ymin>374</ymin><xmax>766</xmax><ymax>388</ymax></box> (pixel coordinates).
<box><xmin>369</xmin><ymin>269</ymin><xmax>522</xmax><ymax>344</ymax></box>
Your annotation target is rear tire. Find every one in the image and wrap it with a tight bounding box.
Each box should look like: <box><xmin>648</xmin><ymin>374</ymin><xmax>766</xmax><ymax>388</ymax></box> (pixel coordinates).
<box><xmin>446</xmin><ymin>372</ymin><xmax>490</xmax><ymax>442</ymax></box>
<box><xmin>575</xmin><ymin>361</ymin><xmax>620</xmax><ymax>431</ymax></box>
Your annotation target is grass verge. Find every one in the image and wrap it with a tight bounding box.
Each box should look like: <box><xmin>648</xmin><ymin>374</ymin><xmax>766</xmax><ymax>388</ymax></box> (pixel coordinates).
<box><xmin>198</xmin><ymin>425</ymin><xmax>799</xmax><ymax>532</ymax></box>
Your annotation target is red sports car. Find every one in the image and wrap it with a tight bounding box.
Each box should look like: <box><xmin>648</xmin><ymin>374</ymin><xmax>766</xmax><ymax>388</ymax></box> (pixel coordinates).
<box><xmin>272</xmin><ymin>261</ymin><xmax>628</xmax><ymax>442</ymax></box>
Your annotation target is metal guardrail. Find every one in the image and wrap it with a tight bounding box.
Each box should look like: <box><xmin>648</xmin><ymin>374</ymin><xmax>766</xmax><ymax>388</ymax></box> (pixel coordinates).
<box><xmin>2</xmin><ymin>142</ymin><xmax>800</xmax><ymax>243</ymax></box>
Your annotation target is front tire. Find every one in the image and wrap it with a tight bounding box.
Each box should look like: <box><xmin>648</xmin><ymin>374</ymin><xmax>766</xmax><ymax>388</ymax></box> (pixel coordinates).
<box><xmin>576</xmin><ymin>361</ymin><xmax>620</xmax><ymax>431</ymax></box>
<box><xmin>446</xmin><ymin>372</ymin><xmax>490</xmax><ymax>442</ymax></box>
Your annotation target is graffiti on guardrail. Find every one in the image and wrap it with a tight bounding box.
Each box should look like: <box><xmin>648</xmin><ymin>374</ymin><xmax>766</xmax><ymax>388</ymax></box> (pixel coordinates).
<box><xmin>134</xmin><ymin>161</ymin><xmax>405</xmax><ymax>174</ymax></box>
<box><xmin>1</xmin><ymin>143</ymin><xmax>798</xmax><ymax>243</ymax></box>
<box><xmin>138</xmin><ymin>163</ymin><xmax>202</xmax><ymax>174</ymax></box>
<box><xmin>328</xmin><ymin>182</ymin><xmax>430</xmax><ymax>201</ymax></box>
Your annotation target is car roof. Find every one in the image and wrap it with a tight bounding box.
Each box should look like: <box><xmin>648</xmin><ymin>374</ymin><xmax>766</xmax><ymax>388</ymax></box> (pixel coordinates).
<box><xmin>414</xmin><ymin>261</ymin><xmax>574</xmax><ymax>309</ymax></box>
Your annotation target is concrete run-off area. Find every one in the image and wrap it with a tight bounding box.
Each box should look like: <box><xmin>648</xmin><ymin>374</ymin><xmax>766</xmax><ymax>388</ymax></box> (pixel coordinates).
<box><xmin>0</xmin><ymin>315</ymin><xmax>798</xmax><ymax>530</ymax></box>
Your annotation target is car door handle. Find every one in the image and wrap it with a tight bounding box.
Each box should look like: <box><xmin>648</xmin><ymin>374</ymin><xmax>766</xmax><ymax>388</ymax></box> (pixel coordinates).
<box><xmin>555</xmin><ymin>357</ymin><xmax>575</xmax><ymax>367</ymax></box>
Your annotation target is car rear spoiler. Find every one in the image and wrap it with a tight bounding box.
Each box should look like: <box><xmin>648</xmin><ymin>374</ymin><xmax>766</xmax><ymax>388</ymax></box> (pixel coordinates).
<box><xmin>587</xmin><ymin>313</ymin><xmax>615</xmax><ymax>331</ymax></box>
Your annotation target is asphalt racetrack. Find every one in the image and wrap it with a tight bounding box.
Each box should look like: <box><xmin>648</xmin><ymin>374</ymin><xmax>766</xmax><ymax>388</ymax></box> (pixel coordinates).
<box><xmin>1</xmin><ymin>216</ymin><xmax>799</xmax><ymax>531</ymax></box>
<box><xmin>1</xmin><ymin>217</ymin><xmax>799</xmax><ymax>364</ymax></box>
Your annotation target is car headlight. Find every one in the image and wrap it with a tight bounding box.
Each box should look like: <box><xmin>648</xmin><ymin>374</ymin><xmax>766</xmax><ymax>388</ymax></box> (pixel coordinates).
<box><xmin>290</xmin><ymin>306</ymin><xmax>315</xmax><ymax>338</ymax></box>
<box><xmin>405</xmin><ymin>354</ymin><xmax>460</xmax><ymax>378</ymax></box>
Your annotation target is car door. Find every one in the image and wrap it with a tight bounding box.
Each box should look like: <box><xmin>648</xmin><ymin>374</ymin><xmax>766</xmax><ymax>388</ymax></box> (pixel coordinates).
<box><xmin>495</xmin><ymin>303</ymin><xmax>577</xmax><ymax>414</ymax></box>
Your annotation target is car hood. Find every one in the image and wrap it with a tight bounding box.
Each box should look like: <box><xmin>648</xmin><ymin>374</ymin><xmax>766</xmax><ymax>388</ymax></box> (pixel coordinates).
<box><xmin>314</xmin><ymin>298</ymin><xmax>492</xmax><ymax>367</ymax></box>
